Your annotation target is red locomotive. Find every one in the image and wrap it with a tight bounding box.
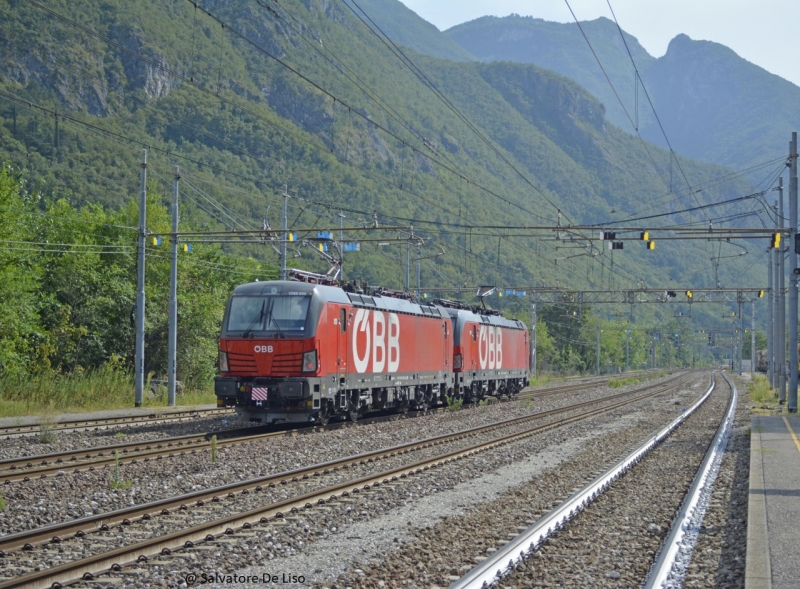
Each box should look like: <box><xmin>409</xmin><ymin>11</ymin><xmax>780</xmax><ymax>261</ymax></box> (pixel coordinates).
<box><xmin>215</xmin><ymin>280</ymin><xmax>530</xmax><ymax>424</ymax></box>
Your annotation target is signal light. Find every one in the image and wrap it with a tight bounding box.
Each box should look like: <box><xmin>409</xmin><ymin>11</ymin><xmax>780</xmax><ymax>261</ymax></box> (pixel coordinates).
<box><xmin>183</xmin><ymin>244</ymin><xmax>192</xmax><ymax>253</ymax></box>
<box><xmin>641</xmin><ymin>231</ymin><xmax>649</xmax><ymax>241</ymax></box>
<box><xmin>603</xmin><ymin>231</ymin><xmax>616</xmax><ymax>240</ymax></box>
<box><xmin>685</xmin><ymin>290</ymin><xmax>693</xmax><ymax>299</ymax></box>
<box><xmin>152</xmin><ymin>236</ymin><xmax>162</xmax><ymax>246</ymax></box>
<box><xmin>772</xmin><ymin>233</ymin><xmax>781</xmax><ymax>248</ymax></box>
<box><xmin>647</xmin><ymin>241</ymin><xmax>656</xmax><ymax>250</ymax></box>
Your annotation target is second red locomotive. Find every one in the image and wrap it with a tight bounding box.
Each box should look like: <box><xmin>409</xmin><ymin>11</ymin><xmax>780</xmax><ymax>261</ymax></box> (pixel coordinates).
<box><xmin>214</xmin><ymin>279</ymin><xmax>530</xmax><ymax>424</ymax></box>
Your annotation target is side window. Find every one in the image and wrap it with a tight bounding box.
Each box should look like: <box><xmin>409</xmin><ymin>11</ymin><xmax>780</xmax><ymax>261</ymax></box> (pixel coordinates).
<box><xmin>340</xmin><ymin>308</ymin><xmax>347</xmax><ymax>333</ymax></box>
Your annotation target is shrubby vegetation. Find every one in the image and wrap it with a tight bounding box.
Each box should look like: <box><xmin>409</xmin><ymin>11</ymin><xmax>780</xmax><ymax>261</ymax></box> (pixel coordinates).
<box><xmin>0</xmin><ymin>167</ymin><xmax>268</xmax><ymax>413</ymax></box>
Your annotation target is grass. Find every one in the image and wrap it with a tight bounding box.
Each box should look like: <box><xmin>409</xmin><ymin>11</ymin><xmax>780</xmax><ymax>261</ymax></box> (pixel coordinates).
<box><xmin>210</xmin><ymin>434</ymin><xmax>218</xmax><ymax>464</ymax></box>
<box><xmin>110</xmin><ymin>450</ymin><xmax>132</xmax><ymax>490</ymax></box>
<box><xmin>38</xmin><ymin>412</ymin><xmax>58</xmax><ymax>444</ymax></box>
<box><xmin>608</xmin><ymin>375</ymin><xmax>645</xmax><ymax>388</ymax></box>
<box><xmin>0</xmin><ymin>366</ymin><xmax>216</xmax><ymax>418</ymax></box>
<box><xmin>528</xmin><ymin>374</ymin><xmax>556</xmax><ymax>387</ymax></box>
<box><xmin>0</xmin><ymin>490</ymin><xmax>6</xmax><ymax>511</ymax></box>
<box><xmin>445</xmin><ymin>395</ymin><xmax>464</xmax><ymax>412</ymax></box>
<box><xmin>749</xmin><ymin>375</ymin><xmax>777</xmax><ymax>404</ymax></box>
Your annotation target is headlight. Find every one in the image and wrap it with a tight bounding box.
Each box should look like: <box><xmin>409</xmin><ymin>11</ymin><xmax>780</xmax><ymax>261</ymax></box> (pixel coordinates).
<box><xmin>453</xmin><ymin>353</ymin><xmax>462</xmax><ymax>370</ymax></box>
<box><xmin>302</xmin><ymin>350</ymin><xmax>317</xmax><ymax>373</ymax></box>
<box><xmin>219</xmin><ymin>350</ymin><xmax>229</xmax><ymax>372</ymax></box>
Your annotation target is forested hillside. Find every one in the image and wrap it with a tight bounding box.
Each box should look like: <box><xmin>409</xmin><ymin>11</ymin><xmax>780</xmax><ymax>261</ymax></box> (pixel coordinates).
<box><xmin>0</xmin><ymin>0</ymin><xmax>765</xmax><ymax>394</ymax></box>
<box><xmin>445</xmin><ymin>13</ymin><xmax>800</xmax><ymax>171</ymax></box>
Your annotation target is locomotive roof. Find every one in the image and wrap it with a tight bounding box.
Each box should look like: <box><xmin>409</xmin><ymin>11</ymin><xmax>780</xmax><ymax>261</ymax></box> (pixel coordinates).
<box><xmin>230</xmin><ymin>281</ymin><xmax>448</xmax><ymax>318</ymax></box>
<box><xmin>442</xmin><ymin>307</ymin><xmax>526</xmax><ymax>330</ymax></box>
<box><xmin>231</xmin><ymin>280</ymin><xmax>350</xmax><ymax>303</ymax></box>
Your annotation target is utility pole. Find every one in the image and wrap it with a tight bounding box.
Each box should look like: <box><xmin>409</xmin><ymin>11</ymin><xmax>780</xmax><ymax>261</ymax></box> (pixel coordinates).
<box><xmin>281</xmin><ymin>186</ymin><xmax>288</xmax><ymax>281</ymax></box>
<box><xmin>134</xmin><ymin>150</ymin><xmax>147</xmax><ymax>407</ymax></box>
<box><xmin>168</xmin><ymin>166</ymin><xmax>180</xmax><ymax>407</ymax></box>
<box><xmin>406</xmin><ymin>242</ymin><xmax>410</xmax><ymax>290</ymax></box>
<box><xmin>768</xmin><ymin>251</ymin><xmax>774</xmax><ymax>388</ymax></box>
<box><xmin>416</xmin><ymin>249</ymin><xmax>421</xmax><ymax>290</ymax></box>
<box><xmin>738</xmin><ymin>298</ymin><xmax>743</xmax><ymax>376</ymax></box>
<box><xmin>530</xmin><ymin>295</ymin><xmax>537</xmax><ymax>379</ymax></box>
<box><xmin>626</xmin><ymin>328</ymin><xmax>630</xmax><ymax>372</ymax></box>
<box><xmin>338</xmin><ymin>212</ymin><xmax>345</xmax><ymax>280</ymax></box>
<box><xmin>789</xmin><ymin>131</ymin><xmax>798</xmax><ymax>412</ymax></box>
<box><xmin>596</xmin><ymin>321</ymin><xmax>601</xmax><ymax>375</ymax></box>
<box><xmin>751</xmin><ymin>300</ymin><xmax>756</xmax><ymax>379</ymax></box>
<box><xmin>779</xmin><ymin>179</ymin><xmax>787</xmax><ymax>402</ymax></box>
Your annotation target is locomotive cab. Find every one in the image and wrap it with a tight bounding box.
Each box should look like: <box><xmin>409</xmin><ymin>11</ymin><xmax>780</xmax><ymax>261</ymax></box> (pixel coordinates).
<box><xmin>214</xmin><ymin>281</ymin><xmax>349</xmax><ymax>424</ymax></box>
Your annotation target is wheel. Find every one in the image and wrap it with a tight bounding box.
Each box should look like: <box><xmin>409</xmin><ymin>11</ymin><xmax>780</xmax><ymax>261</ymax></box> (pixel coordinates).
<box><xmin>348</xmin><ymin>408</ymin><xmax>359</xmax><ymax>422</ymax></box>
<box><xmin>395</xmin><ymin>401</ymin><xmax>410</xmax><ymax>415</ymax></box>
<box><xmin>315</xmin><ymin>409</ymin><xmax>330</xmax><ymax>427</ymax></box>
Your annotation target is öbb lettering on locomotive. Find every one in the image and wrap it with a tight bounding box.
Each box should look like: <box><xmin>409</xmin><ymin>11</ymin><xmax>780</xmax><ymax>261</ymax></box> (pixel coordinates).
<box><xmin>214</xmin><ymin>280</ymin><xmax>530</xmax><ymax>424</ymax></box>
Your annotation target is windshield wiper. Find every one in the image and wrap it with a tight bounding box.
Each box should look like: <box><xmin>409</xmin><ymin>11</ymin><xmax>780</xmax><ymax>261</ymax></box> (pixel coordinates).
<box><xmin>264</xmin><ymin>299</ymin><xmax>285</xmax><ymax>338</ymax></box>
<box><xmin>242</xmin><ymin>300</ymin><xmax>266</xmax><ymax>338</ymax></box>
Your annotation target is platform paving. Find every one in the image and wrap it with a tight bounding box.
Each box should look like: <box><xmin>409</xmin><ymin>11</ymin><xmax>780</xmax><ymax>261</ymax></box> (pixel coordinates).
<box><xmin>747</xmin><ymin>414</ymin><xmax>800</xmax><ymax>589</ymax></box>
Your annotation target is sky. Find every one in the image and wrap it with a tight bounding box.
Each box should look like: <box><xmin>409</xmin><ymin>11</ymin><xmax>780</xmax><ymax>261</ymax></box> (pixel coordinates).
<box><xmin>398</xmin><ymin>0</ymin><xmax>800</xmax><ymax>87</ymax></box>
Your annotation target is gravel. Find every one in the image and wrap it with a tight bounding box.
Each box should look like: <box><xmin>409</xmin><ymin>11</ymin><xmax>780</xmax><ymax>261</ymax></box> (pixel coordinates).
<box><xmin>681</xmin><ymin>377</ymin><xmax>749</xmax><ymax>588</ymax></box>
<box><xmin>0</xmin><ymin>374</ymin><xmax>680</xmax><ymax>536</ymax></box>
<box><xmin>54</xmin><ymin>373</ymin><xmax>707</xmax><ymax>588</ymax></box>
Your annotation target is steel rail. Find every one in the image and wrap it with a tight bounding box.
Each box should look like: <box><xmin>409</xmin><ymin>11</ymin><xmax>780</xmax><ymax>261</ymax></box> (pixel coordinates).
<box><xmin>0</xmin><ymin>407</ymin><xmax>452</xmax><ymax>483</ymax></box>
<box><xmin>642</xmin><ymin>372</ymin><xmax>738</xmax><ymax>588</ymax></box>
<box><xmin>0</xmin><ymin>373</ymin><xmax>701</xmax><ymax>589</ymax></box>
<box><xmin>0</xmin><ymin>375</ymin><xmax>624</xmax><ymax>482</ymax></box>
<box><xmin>0</xmin><ymin>374</ymin><xmax>694</xmax><ymax>555</ymax></box>
<box><xmin>448</xmin><ymin>372</ymin><xmax>719</xmax><ymax>589</ymax></box>
<box><xmin>0</xmin><ymin>408</ymin><xmax>234</xmax><ymax>439</ymax></box>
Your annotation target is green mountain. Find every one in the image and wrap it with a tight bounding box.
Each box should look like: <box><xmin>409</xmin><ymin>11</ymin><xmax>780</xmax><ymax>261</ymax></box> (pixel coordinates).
<box><xmin>446</xmin><ymin>16</ymin><xmax>654</xmax><ymax>132</ymax></box>
<box><xmin>342</xmin><ymin>0</ymin><xmax>475</xmax><ymax>62</ymax></box>
<box><xmin>0</xmin><ymin>0</ymin><xmax>765</xmax><ymax>378</ymax></box>
<box><xmin>445</xmin><ymin>15</ymin><xmax>800</xmax><ymax>171</ymax></box>
<box><xmin>638</xmin><ymin>34</ymin><xmax>800</xmax><ymax>170</ymax></box>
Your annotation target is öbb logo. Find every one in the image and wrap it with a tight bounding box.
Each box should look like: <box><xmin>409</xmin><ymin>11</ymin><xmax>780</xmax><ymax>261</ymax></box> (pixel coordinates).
<box><xmin>352</xmin><ymin>309</ymin><xmax>400</xmax><ymax>373</ymax></box>
<box><xmin>478</xmin><ymin>325</ymin><xmax>503</xmax><ymax>370</ymax></box>
<box><xmin>253</xmin><ymin>345</ymin><xmax>273</xmax><ymax>353</ymax></box>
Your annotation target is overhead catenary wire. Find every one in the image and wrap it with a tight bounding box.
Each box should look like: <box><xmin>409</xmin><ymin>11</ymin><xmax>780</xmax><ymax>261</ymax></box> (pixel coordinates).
<box><xmin>563</xmin><ymin>0</ymin><xmax>708</xmax><ymax>222</ymax></box>
<box><xmin>17</xmin><ymin>0</ymin><xmax>514</xmax><ymax>227</ymax></box>
<box><xmin>9</xmin><ymin>1</ymin><xmax>764</xmax><ymax>292</ymax></box>
<box><xmin>341</xmin><ymin>0</ymin><xmax>571</xmax><ymax>226</ymax></box>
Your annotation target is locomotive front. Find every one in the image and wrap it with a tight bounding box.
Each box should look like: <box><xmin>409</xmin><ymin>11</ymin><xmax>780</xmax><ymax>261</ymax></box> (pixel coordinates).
<box><xmin>214</xmin><ymin>281</ymin><xmax>344</xmax><ymax>423</ymax></box>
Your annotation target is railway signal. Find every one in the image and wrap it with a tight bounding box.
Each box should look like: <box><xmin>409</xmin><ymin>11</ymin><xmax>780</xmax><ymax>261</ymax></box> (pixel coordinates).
<box><xmin>772</xmin><ymin>233</ymin><xmax>781</xmax><ymax>248</ymax></box>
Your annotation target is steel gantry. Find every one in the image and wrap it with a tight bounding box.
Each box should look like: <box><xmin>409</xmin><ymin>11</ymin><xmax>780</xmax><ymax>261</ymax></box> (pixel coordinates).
<box><xmin>418</xmin><ymin>287</ymin><xmax>767</xmax><ymax>305</ymax></box>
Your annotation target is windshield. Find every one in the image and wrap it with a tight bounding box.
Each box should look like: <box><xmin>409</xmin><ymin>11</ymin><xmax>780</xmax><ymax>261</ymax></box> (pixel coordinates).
<box><xmin>226</xmin><ymin>295</ymin><xmax>311</xmax><ymax>335</ymax></box>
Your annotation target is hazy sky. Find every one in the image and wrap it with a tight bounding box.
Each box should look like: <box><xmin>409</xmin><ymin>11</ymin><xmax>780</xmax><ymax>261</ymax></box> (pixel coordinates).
<box><xmin>398</xmin><ymin>0</ymin><xmax>800</xmax><ymax>87</ymax></box>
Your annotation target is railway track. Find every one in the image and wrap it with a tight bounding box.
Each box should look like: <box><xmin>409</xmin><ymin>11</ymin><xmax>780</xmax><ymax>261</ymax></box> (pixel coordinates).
<box><xmin>0</xmin><ymin>372</ymin><xmax>641</xmax><ymax>483</ymax></box>
<box><xmin>0</xmin><ymin>372</ymin><xmax>698</xmax><ymax>588</ymax></box>
<box><xmin>448</xmin><ymin>371</ymin><xmax>734</xmax><ymax>589</ymax></box>
<box><xmin>0</xmin><ymin>407</ymin><xmax>234</xmax><ymax>439</ymax></box>
<box><xmin>0</xmin><ymin>372</ymin><xmax>627</xmax><ymax>441</ymax></box>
